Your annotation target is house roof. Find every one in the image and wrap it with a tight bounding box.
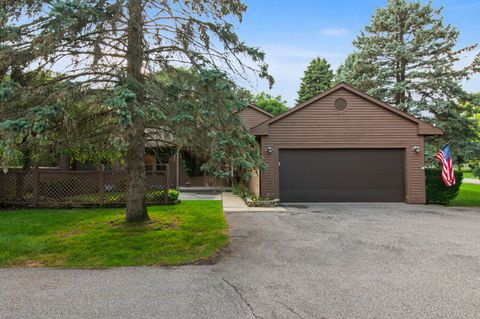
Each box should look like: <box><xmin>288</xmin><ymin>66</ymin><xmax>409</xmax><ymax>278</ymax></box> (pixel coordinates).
<box><xmin>246</xmin><ymin>104</ymin><xmax>275</xmax><ymax>118</ymax></box>
<box><xmin>233</xmin><ymin>104</ymin><xmax>274</xmax><ymax>118</ymax></box>
<box><xmin>236</xmin><ymin>104</ymin><xmax>274</xmax><ymax>131</ymax></box>
<box><xmin>250</xmin><ymin>83</ymin><xmax>443</xmax><ymax>136</ymax></box>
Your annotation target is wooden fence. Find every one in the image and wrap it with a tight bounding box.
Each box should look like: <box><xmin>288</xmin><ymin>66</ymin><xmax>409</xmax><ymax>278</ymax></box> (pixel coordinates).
<box><xmin>0</xmin><ymin>167</ymin><xmax>169</xmax><ymax>207</ymax></box>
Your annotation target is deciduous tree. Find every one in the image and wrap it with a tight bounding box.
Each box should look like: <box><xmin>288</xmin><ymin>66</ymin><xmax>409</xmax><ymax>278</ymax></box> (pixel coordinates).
<box><xmin>253</xmin><ymin>92</ymin><xmax>288</xmax><ymax>116</ymax></box>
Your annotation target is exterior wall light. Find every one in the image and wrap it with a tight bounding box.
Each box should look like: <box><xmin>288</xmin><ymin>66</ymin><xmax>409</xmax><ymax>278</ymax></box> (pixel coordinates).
<box><xmin>267</xmin><ymin>146</ymin><xmax>273</xmax><ymax>154</ymax></box>
<box><xmin>413</xmin><ymin>146</ymin><xmax>421</xmax><ymax>153</ymax></box>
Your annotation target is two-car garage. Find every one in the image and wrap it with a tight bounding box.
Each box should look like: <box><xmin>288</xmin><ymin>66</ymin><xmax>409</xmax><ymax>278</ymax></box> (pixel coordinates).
<box><xmin>279</xmin><ymin>149</ymin><xmax>405</xmax><ymax>202</ymax></box>
<box><xmin>249</xmin><ymin>83</ymin><xmax>443</xmax><ymax>204</ymax></box>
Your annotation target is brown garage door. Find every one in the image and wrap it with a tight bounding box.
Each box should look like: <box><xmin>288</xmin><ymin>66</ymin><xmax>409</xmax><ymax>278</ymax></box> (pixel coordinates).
<box><xmin>279</xmin><ymin>149</ymin><xmax>405</xmax><ymax>202</ymax></box>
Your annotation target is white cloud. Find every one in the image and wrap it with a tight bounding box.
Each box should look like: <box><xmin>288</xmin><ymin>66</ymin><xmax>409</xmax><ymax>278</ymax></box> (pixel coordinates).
<box><xmin>319</xmin><ymin>27</ymin><xmax>348</xmax><ymax>37</ymax></box>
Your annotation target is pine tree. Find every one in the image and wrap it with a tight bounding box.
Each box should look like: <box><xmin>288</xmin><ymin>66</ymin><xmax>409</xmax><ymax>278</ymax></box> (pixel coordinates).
<box><xmin>344</xmin><ymin>0</ymin><xmax>479</xmax><ymax>157</ymax></box>
<box><xmin>150</xmin><ymin>68</ymin><xmax>266</xmax><ymax>181</ymax></box>
<box><xmin>334</xmin><ymin>53</ymin><xmax>374</xmax><ymax>91</ymax></box>
<box><xmin>0</xmin><ymin>0</ymin><xmax>272</xmax><ymax>222</ymax></box>
<box><xmin>350</xmin><ymin>0</ymin><xmax>478</xmax><ymax>113</ymax></box>
<box><xmin>296</xmin><ymin>57</ymin><xmax>333</xmax><ymax>104</ymax></box>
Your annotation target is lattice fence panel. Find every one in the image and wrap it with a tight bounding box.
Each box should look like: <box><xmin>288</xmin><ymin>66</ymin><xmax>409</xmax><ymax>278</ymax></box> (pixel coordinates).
<box><xmin>0</xmin><ymin>170</ymin><xmax>34</xmax><ymax>204</ymax></box>
<box><xmin>146</xmin><ymin>171</ymin><xmax>167</xmax><ymax>203</ymax></box>
<box><xmin>0</xmin><ymin>167</ymin><xmax>168</xmax><ymax>207</ymax></box>
<box><xmin>38</xmin><ymin>171</ymin><xmax>99</xmax><ymax>205</ymax></box>
<box><xmin>104</xmin><ymin>171</ymin><xmax>128</xmax><ymax>204</ymax></box>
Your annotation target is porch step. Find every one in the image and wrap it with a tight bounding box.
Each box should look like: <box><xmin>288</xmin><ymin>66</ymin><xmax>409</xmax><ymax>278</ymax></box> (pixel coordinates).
<box><xmin>179</xmin><ymin>186</ymin><xmax>231</xmax><ymax>193</ymax></box>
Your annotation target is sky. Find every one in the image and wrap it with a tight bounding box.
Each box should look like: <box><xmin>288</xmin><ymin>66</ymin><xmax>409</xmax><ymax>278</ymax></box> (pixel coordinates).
<box><xmin>235</xmin><ymin>0</ymin><xmax>480</xmax><ymax>106</ymax></box>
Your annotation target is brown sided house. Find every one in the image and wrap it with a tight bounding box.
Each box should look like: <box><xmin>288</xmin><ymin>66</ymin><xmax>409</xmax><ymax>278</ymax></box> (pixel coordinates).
<box><xmin>249</xmin><ymin>83</ymin><xmax>443</xmax><ymax>204</ymax></box>
<box><xmin>237</xmin><ymin>103</ymin><xmax>274</xmax><ymax>129</ymax></box>
<box><xmin>146</xmin><ymin>104</ymin><xmax>274</xmax><ymax>189</ymax></box>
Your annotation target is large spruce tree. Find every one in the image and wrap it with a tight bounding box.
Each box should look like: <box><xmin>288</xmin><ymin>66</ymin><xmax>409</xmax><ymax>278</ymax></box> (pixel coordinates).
<box><xmin>149</xmin><ymin>68</ymin><xmax>266</xmax><ymax>181</ymax></box>
<box><xmin>296</xmin><ymin>57</ymin><xmax>333</xmax><ymax>104</ymax></box>
<box><xmin>0</xmin><ymin>0</ymin><xmax>272</xmax><ymax>222</ymax></box>
<box><xmin>334</xmin><ymin>53</ymin><xmax>374</xmax><ymax>91</ymax></box>
<box><xmin>340</xmin><ymin>0</ymin><xmax>479</xmax><ymax>157</ymax></box>
<box><xmin>352</xmin><ymin>0</ymin><xmax>478</xmax><ymax>113</ymax></box>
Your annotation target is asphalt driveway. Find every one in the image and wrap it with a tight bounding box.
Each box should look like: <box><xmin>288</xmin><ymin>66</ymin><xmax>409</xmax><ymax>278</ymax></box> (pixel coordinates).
<box><xmin>2</xmin><ymin>203</ymin><xmax>480</xmax><ymax>318</ymax></box>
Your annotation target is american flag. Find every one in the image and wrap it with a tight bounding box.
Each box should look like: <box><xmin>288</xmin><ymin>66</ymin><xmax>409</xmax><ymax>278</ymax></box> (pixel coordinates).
<box><xmin>435</xmin><ymin>144</ymin><xmax>456</xmax><ymax>187</ymax></box>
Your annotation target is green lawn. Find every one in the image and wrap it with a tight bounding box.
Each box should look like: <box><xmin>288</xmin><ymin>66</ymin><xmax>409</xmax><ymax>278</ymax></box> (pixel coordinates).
<box><xmin>462</xmin><ymin>169</ymin><xmax>475</xmax><ymax>179</ymax></box>
<box><xmin>0</xmin><ymin>200</ymin><xmax>228</xmax><ymax>268</ymax></box>
<box><xmin>449</xmin><ymin>183</ymin><xmax>480</xmax><ymax>207</ymax></box>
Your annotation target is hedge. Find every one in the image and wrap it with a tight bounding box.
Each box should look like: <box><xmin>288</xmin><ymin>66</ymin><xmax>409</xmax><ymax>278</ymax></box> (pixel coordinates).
<box><xmin>425</xmin><ymin>168</ymin><xmax>463</xmax><ymax>205</ymax></box>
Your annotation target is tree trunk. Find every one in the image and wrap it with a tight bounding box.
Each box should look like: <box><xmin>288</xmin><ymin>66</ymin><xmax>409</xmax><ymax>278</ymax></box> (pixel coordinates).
<box><xmin>126</xmin><ymin>120</ymin><xmax>148</xmax><ymax>222</ymax></box>
<box><xmin>125</xmin><ymin>0</ymin><xmax>148</xmax><ymax>222</ymax></box>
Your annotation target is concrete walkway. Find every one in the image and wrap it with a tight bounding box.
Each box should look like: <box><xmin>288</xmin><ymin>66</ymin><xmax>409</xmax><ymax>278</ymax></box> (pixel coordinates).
<box><xmin>464</xmin><ymin>178</ymin><xmax>480</xmax><ymax>185</ymax></box>
<box><xmin>222</xmin><ymin>192</ymin><xmax>286</xmax><ymax>212</ymax></box>
<box><xmin>179</xmin><ymin>190</ymin><xmax>221</xmax><ymax>200</ymax></box>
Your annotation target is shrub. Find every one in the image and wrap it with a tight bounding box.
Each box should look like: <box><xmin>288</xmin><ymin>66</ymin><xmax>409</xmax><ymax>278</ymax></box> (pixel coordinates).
<box><xmin>150</xmin><ymin>189</ymin><xmax>180</xmax><ymax>203</ymax></box>
<box><xmin>167</xmin><ymin>189</ymin><xmax>180</xmax><ymax>202</ymax></box>
<box><xmin>232</xmin><ymin>183</ymin><xmax>253</xmax><ymax>199</ymax></box>
<box><xmin>425</xmin><ymin>168</ymin><xmax>463</xmax><ymax>205</ymax></box>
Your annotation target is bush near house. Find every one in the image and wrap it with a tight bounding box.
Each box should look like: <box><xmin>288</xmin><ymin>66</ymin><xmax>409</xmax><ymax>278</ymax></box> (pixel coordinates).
<box><xmin>150</xmin><ymin>189</ymin><xmax>180</xmax><ymax>203</ymax></box>
<box><xmin>232</xmin><ymin>183</ymin><xmax>253</xmax><ymax>199</ymax></box>
<box><xmin>232</xmin><ymin>183</ymin><xmax>277</xmax><ymax>207</ymax></box>
<box><xmin>425</xmin><ymin>168</ymin><xmax>463</xmax><ymax>205</ymax></box>
<box><xmin>166</xmin><ymin>189</ymin><xmax>180</xmax><ymax>202</ymax></box>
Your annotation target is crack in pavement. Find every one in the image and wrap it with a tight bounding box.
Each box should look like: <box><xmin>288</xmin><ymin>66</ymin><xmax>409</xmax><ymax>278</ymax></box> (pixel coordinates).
<box><xmin>222</xmin><ymin>278</ymin><xmax>259</xmax><ymax>319</ymax></box>
<box><xmin>277</xmin><ymin>301</ymin><xmax>305</xmax><ymax>319</ymax></box>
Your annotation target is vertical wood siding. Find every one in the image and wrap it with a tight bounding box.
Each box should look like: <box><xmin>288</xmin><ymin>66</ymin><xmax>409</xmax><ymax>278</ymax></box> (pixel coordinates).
<box><xmin>260</xmin><ymin>88</ymin><xmax>426</xmax><ymax>203</ymax></box>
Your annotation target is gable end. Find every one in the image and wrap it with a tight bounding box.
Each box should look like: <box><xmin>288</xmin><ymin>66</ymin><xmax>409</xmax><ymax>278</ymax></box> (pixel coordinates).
<box><xmin>252</xmin><ymin>83</ymin><xmax>442</xmax><ymax>136</ymax></box>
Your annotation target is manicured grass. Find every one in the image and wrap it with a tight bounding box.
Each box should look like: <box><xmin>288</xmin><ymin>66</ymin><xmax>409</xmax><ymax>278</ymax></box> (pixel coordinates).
<box><xmin>461</xmin><ymin>169</ymin><xmax>475</xmax><ymax>179</ymax></box>
<box><xmin>0</xmin><ymin>200</ymin><xmax>228</xmax><ymax>268</ymax></box>
<box><xmin>449</xmin><ymin>183</ymin><xmax>480</xmax><ymax>207</ymax></box>
<box><xmin>464</xmin><ymin>172</ymin><xmax>475</xmax><ymax>179</ymax></box>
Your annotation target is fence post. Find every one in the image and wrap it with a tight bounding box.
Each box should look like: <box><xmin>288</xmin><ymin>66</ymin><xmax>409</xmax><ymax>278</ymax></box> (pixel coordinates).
<box><xmin>32</xmin><ymin>167</ymin><xmax>39</xmax><ymax>207</ymax></box>
<box><xmin>98</xmin><ymin>169</ymin><xmax>105</xmax><ymax>206</ymax></box>
<box><xmin>164</xmin><ymin>165</ymin><xmax>169</xmax><ymax>204</ymax></box>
